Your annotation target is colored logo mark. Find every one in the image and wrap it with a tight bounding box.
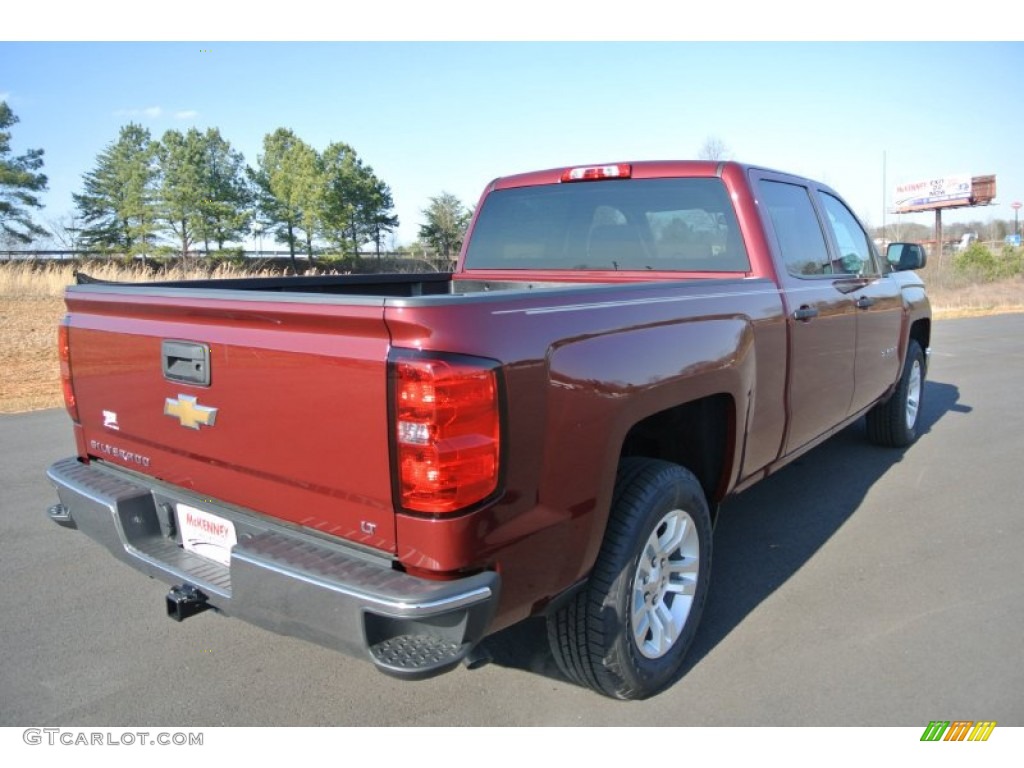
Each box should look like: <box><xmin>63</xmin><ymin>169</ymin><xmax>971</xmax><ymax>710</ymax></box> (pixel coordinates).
<box><xmin>164</xmin><ymin>394</ymin><xmax>218</xmax><ymax>430</ymax></box>
<box><xmin>920</xmin><ymin>721</ymin><xmax>996</xmax><ymax>742</ymax></box>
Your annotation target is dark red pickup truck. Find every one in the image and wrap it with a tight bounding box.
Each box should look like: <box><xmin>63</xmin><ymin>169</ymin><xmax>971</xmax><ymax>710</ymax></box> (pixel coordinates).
<box><xmin>47</xmin><ymin>161</ymin><xmax>930</xmax><ymax>699</ymax></box>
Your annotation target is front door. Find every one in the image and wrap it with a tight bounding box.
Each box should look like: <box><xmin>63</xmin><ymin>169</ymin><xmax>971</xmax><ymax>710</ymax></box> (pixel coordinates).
<box><xmin>815</xmin><ymin>191</ymin><xmax>905</xmax><ymax>416</ymax></box>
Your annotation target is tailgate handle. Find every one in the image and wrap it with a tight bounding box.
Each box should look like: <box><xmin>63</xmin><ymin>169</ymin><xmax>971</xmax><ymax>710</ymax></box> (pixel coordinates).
<box><xmin>162</xmin><ymin>341</ymin><xmax>211</xmax><ymax>386</ymax></box>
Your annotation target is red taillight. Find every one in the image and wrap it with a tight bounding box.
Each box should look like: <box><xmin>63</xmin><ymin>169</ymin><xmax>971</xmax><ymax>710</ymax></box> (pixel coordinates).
<box><xmin>58</xmin><ymin>318</ymin><xmax>79</xmax><ymax>422</ymax></box>
<box><xmin>560</xmin><ymin>163</ymin><xmax>632</xmax><ymax>182</ymax></box>
<box><xmin>391</xmin><ymin>352</ymin><xmax>501</xmax><ymax>515</ymax></box>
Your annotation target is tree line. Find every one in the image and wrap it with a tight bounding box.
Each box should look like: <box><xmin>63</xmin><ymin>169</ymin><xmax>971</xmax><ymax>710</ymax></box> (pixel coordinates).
<box><xmin>873</xmin><ymin>219</ymin><xmax>1022</xmax><ymax>245</ymax></box>
<box><xmin>1</xmin><ymin>100</ymin><xmax>476</xmax><ymax>269</ymax></box>
<box><xmin>73</xmin><ymin>123</ymin><xmax>400</xmax><ymax>272</ymax></box>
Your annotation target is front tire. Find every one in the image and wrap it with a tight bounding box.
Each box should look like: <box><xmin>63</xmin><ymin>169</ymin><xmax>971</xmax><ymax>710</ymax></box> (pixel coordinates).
<box><xmin>867</xmin><ymin>339</ymin><xmax>925</xmax><ymax>447</ymax></box>
<box><xmin>547</xmin><ymin>458</ymin><xmax>712</xmax><ymax>699</ymax></box>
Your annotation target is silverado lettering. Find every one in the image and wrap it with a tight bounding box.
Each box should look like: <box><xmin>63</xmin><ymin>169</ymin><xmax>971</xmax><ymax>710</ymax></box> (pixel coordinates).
<box><xmin>47</xmin><ymin>161</ymin><xmax>930</xmax><ymax>699</ymax></box>
<box><xmin>88</xmin><ymin>440</ymin><xmax>151</xmax><ymax>467</ymax></box>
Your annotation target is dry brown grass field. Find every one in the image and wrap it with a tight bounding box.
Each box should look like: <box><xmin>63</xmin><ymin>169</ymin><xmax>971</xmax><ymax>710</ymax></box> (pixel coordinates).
<box><xmin>916</xmin><ymin>259</ymin><xmax>1024</xmax><ymax>318</ymax></box>
<box><xmin>1</xmin><ymin>260</ymin><xmax>1022</xmax><ymax>413</ymax></box>
<box><xmin>0</xmin><ymin>261</ymin><xmax>273</xmax><ymax>413</ymax></box>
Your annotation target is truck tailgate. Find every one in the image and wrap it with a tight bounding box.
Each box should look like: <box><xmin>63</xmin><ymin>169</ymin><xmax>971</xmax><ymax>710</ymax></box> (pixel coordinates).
<box><xmin>64</xmin><ymin>287</ymin><xmax>397</xmax><ymax>554</ymax></box>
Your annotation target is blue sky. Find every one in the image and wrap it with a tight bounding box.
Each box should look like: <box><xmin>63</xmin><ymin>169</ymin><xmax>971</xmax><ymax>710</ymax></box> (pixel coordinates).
<box><xmin>2</xmin><ymin>40</ymin><xmax>1023</xmax><ymax>247</ymax></box>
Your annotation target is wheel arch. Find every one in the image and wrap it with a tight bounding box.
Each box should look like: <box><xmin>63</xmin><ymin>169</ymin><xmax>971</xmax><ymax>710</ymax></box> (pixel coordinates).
<box><xmin>619</xmin><ymin>393</ymin><xmax>736</xmax><ymax>520</ymax></box>
<box><xmin>909</xmin><ymin>317</ymin><xmax>930</xmax><ymax>369</ymax></box>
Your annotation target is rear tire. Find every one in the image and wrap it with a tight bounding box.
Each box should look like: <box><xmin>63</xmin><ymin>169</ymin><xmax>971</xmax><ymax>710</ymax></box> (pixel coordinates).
<box><xmin>867</xmin><ymin>340</ymin><xmax>925</xmax><ymax>447</ymax></box>
<box><xmin>547</xmin><ymin>458</ymin><xmax>712</xmax><ymax>699</ymax></box>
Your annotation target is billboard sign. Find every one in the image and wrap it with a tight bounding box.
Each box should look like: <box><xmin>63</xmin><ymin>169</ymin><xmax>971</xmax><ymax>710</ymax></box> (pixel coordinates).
<box><xmin>893</xmin><ymin>174</ymin><xmax>972</xmax><ymax>213</ymax></box>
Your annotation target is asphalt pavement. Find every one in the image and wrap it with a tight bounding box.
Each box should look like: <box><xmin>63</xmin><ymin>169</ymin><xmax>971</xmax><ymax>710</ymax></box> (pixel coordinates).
<box><xmin>1</xmin><ymin>314</ymin><xmax>1022</xmax><ymax>726</ymax></box>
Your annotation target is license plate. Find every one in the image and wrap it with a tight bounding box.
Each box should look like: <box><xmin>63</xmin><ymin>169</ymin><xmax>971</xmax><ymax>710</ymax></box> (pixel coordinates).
<box><xmin>177</xmin><ymin>503</ymin><xmax>237</xmax><ymax>567</ymax></box>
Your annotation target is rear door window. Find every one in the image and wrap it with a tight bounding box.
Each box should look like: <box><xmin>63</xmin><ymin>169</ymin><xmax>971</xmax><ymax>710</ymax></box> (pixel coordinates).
<box><xmin>757</xmin><ymin>180</ymin><xmax>834</xmax><ymax>278</ymax></box>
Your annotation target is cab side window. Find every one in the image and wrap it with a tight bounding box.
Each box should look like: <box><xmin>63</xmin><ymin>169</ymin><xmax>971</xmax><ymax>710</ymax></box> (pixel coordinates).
<box><xmin>819</xmin><ymin>193</ymin><xmax>880</xmax><ymax>276</ymax></box>
<box><xmin>758</xmin><ymin>180</ymin><xmax>833</xmax><ymax>277</ymax></box>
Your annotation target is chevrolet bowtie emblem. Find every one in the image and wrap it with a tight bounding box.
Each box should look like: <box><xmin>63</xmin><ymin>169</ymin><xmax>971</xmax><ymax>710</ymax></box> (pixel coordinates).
<box><xmin>164</xmin><ymin>394</ymin><xmax>218</xmax><ymax>430</ymax></box>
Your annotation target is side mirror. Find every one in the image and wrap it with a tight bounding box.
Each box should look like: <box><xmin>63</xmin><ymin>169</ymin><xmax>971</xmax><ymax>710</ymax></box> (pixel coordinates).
<box><xmin>843</xmin><ymin>253</ymin><xmax>867</xmax><ymax>273</ymax></box>
<box><xmin>886</xmin><ymin>242</ymin><xmax>927</xmax><ymax>272</ymax></box>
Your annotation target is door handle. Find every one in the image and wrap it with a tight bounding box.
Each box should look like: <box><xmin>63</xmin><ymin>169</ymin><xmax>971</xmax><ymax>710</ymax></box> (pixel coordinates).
<box><xmin>855</xmin><ymin>296</ymin><xmax>876</xmax><ymax>310</ymax></box>
<box><xmin>792</xmin><ymin>306</ymin><xmax>819</xmax><ymax>322</ymax></box>
<box><xmin>162</xmin><ymin>340</ymin><xmax>211</xmax><ymax>386</ymax></box>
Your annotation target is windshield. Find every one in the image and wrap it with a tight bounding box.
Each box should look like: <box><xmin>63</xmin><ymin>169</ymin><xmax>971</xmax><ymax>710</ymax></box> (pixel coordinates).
<box><xmin>464</xmin><ymin>177</ymin><xmax>750</xmax><ymax>272</ymax></box>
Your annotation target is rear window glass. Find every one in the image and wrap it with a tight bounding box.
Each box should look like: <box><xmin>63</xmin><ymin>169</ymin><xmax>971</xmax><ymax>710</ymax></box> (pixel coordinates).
<box><xmin>463</xmin><ymin>178</ymin><xmax>750</xmax><ymax>272</ymax></box>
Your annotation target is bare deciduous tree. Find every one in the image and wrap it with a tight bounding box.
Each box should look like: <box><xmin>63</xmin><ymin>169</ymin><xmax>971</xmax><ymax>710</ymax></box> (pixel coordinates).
<box><xmin>697</xmin><ymin>136</ymin><xmax>731</xmax><ymax>162</ymax></box>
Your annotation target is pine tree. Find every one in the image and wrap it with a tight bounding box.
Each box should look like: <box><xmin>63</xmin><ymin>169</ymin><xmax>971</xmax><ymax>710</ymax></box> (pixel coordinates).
<box><xmin>157</xmin><ymin>128</ymin><xmax>205</xmax><ymax>257</ymax></box>
<box><xmin>196</xmin><ymin>128</ymin><xmax>251</xmax><ymax>251</ymax></box>
<box><xmin>420</xmin><ymin>192</ymin><xmax>471</xmax><ymax>260</ymax></box>
<box><xmin>364</xmin><ymin>176</ymin><xmax>399</xmax><ymax>260</ymax></box>
<box><xmin>74</xmin><ymin>124</ymin><xmax>159</xmax><ymax>256</ymax></box>
<box><xmin>251</xmin><ymin>129</ymin><xmax>322</xmax><ymax>270</ymax></box>
<box><xmin>0</xmin><ymin>101</ymin><xmax>48</xmax><ymax>245</ymax></box>
<box><xmin>320</xmin><ymin>142</ymin><xmax>397</xmax><ymax>258</ymax></box>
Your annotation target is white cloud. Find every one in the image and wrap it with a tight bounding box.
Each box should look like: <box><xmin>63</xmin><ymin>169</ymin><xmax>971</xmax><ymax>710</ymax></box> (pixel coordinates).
<box><xmin>0</xmin><ymin>92</ymin><xmax>10</xmax><ymax>102</ymax></box>
<box><xmin>113</xmin><ymin>106</ymin><xmax>163</xmax><ymax>119</ymax></box>
<box><xmin>110</xmin><ymin>106</ymin><xmax>198</xmax><ymax>121</ymax></box>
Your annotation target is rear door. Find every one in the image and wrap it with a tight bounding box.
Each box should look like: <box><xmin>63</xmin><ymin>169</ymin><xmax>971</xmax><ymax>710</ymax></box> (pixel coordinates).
<box><xmin>754</xmin><ymin>174</ymin><xmax>858</xmax><ymax>454</ymax></box>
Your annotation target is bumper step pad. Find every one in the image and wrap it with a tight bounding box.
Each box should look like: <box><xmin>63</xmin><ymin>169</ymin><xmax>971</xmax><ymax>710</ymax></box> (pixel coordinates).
<box><xmin>369</xmin><ymin>634</ymin><xmax>464</xmax><ymax>679</ymax></box>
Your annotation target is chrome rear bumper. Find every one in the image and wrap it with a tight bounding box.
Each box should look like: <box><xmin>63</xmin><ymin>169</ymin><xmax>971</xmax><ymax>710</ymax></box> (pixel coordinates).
<box><xmin>46</xmin><ymin>457</ymin><xmax>499</xmax><ymax>679</ymax></box>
